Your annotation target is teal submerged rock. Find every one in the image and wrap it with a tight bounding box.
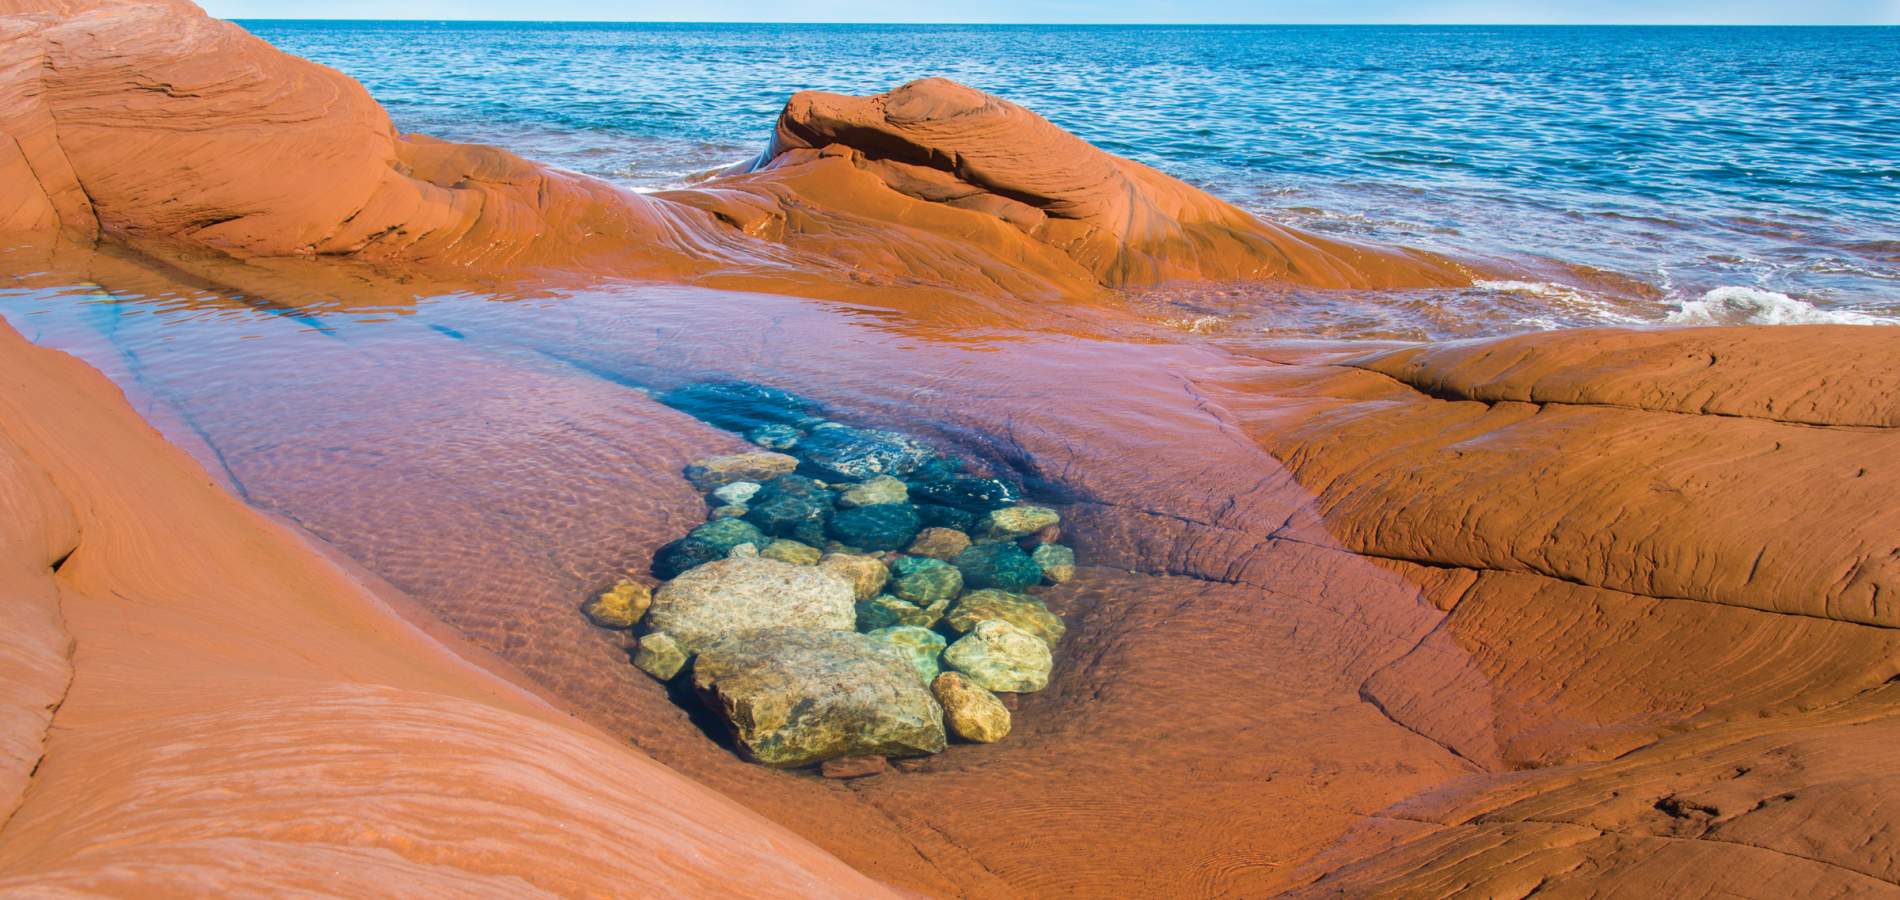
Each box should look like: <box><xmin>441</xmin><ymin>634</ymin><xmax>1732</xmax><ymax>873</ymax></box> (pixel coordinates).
<box><xmin>891</xmin><ymin>558</ymin><xmax>963</xmax><ymax>606</ymax></box>
<box><xmin>743</xmin><ymin>475</ymin><xmax>833</xmax><ymax>539</ymax></box>
<box><xmin>953</xmin><ymin>541</ymin><xmax>1044</xmax><ymax>592</ymax></box>
<box><xmin>915</xmin><ymin>502</ymin><xmax>983</xmax><ymax>534</ymax></box>
<box><xmin>864</xmin><ymin>625</ymin><xmax>947</xmax><ymax>684</ymax></box>
<box><xmin>827</xmin><ymin>503</ymin><xmax>922</xmax><ymax>552</ymax></box>
<box><xmin>657</xmin><ymin>381</ymin><xmax>823</xmax><ymax>434</ymax></box>
<box><xmin>908</xmin><ymin>475</ymin><xmax>1019</xmax><ymax>512</ymax></box>
<box><xmin>747</xmin><ymin>423</ymin><xmax>804</xmax><ymax>451</ymax></box>
<box><xmin>796</xmin><ymin>425</ymin><xmax>936</xmax><ymax>481</ymax></box>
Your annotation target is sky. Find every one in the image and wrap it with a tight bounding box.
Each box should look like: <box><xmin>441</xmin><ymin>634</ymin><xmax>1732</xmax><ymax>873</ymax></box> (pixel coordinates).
<box><xmin>203</xmin><ymin>0</ymin><xmax>1900</xmax><ymax>24</ymax></box>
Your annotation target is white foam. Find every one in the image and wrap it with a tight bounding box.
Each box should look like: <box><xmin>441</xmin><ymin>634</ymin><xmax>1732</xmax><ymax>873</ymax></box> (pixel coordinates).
<box><xmin>1665</xmin><ymin>286</ymin><xmax>1900</xmax><ymax>327</ymax></box>
<box><xmin>1474</xmin><ymin>280</ymin><xmax>1649</xmax><ymax>329</ymax></box>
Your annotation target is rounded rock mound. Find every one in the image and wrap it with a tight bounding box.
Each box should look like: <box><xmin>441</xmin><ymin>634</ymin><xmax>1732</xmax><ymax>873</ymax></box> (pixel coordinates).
<box><xmin>645</xmin><ymin>555</ymin><xmax>855</xmax><ymax>654</ymax></box>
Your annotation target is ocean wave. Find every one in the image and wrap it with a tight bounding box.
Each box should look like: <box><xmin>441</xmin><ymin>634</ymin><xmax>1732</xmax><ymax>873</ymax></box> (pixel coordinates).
<box><xmin>1664</xmin><ymin>286</ymin><xmax>1900</xmax><ymax>327</ymax></box>
<box><xmin>1472</xmin><ymin>279</ymin><xmax>1650</xmax><ymax>329</ymax></box>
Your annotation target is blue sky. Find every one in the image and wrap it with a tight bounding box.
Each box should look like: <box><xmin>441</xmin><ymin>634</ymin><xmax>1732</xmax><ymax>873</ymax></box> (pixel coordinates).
<box><xmin>205</xmin><ymin>0</ymin><xmax>1900</xmax><ymax>24</ymax></box>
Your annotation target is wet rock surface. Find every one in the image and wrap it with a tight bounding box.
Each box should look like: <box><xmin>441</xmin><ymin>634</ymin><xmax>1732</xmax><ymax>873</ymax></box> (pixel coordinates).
<box><xmin>643</xmin><ymin>555</ymin><xmax>856</xmax><ymax>655</ymax></box>
<box><xmin>583</xmin><ymin>380</ymin><xmax>1081</xmax><ymax>770</ymax></box>
<box><xmin>691</xmin><ymin>628</ymin><xmax>948</xmax><ymax>767</ymax></box>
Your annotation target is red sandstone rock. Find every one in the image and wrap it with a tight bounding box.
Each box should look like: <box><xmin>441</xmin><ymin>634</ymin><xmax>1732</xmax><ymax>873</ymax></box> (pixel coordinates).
<box><xmin>821</xmin><ymin>756</ymin><xmax>891</xmax><ymax>779</ymax></box>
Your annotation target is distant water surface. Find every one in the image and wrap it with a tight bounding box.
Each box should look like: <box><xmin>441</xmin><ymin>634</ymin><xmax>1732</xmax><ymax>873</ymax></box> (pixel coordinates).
<box><xmin>244</xmin><ymin>21</ymin><xmax>1900</xmax><ymax>326</ymax></box>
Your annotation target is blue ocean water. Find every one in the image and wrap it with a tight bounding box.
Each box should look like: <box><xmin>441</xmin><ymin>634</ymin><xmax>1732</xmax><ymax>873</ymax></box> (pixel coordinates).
<box><xmin>243</xmin><ymin>21</ymin><xmax>1900</xmax><ymax>322</ymax></box>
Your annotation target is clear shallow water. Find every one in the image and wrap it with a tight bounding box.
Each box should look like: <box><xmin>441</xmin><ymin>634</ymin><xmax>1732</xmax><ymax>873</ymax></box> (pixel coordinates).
<box><xmin>242</xmin><ymin>20</ymin><xmax>1900</xmax><ymax>326</ymax></box>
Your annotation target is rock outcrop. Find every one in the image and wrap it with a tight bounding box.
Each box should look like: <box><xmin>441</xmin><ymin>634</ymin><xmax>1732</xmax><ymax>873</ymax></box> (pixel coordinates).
<box><xmin>0</xmin><ymin>0</ymin><xmax>1478</xmax><ymax>307</ymax></box>
<box><xmin>0</xmin><ymin>320</ymin><xmax>884</xmax><ymax>896</ymax></box>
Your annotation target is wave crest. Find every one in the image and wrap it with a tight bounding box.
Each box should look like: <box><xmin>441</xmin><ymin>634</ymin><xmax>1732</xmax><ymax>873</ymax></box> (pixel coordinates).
<box><xmin>1665</xmin><ymin>287</ymin><xmax>1900</xmax><ymax>327</ymax></box>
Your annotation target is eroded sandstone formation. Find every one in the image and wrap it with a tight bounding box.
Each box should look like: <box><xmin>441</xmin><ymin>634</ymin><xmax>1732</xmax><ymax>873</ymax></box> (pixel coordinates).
<box><xmin>1</xmin><ymin>0</ymin><xmax>1897</xmax><ymax>895</ymax></box>
<box><xmin>0</xmin><ymin>0</ymin><xmax>1477</xmax><ymax>304</ymax></box>
<box><xmin>0</xmin><ymin>320</ymin><xmax>887</xmax><ymax>895</ymax></box>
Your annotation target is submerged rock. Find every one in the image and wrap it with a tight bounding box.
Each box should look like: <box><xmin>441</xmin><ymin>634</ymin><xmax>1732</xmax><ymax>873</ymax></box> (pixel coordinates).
<box><xmin>909</xmin><ymin>475</ymin><xmax>1019</xmax><ymax>512</ymax></box>
<box><xmin>797</xmin><ymin>426</ymin><xmax>936</xmax><ymax>481</ymax></box>
<box><xmin>761</xmin><ymin>538</ymin><xmax>823</xmax><ymax>566</ymax></box>
<box><xmin>891</xmin><ymin>557</ymin><xmax>963</xmax><ymax>607</ymax></box>
<box><xmin>916</xmin><ymin>502</ymin><xmax>984</xmax><ymax>534</ymax></box>
<box><xmin>827</xmin><ymin>503</ymin><xmax>923</xmax><ymax>552</ymax></box>
<box><xmin>654</xmin><ymin>517</ymin><xmax>769</xmax><ymax>578</ymax></box>
<box><xmin>933</xmin><ymin>672</ymin><xmax>1011</xmax><ymax>743</ymax></box>
<box><xmin>943</xmin><ymin>620</ymin><xmax>1052</xmax><ymax>693</ymax></box>
<box><xmin>582</xmin><ymin>588</ymin><xmax>647</xmax><ymax>630</ymax></box>
<box><xmin>865</xmin><ymin>625</ymin><xmax>947</xmax><ymax>684</ymax></box>
<box><xmin>645</xmin><ymin>555</ymin><xmax>856</xmax><ymax>654</ymax></box>
<box><xmin>837</xmin><ymin>475</ymin><xmax>909</xmax><ymax>508</ymax></box>
<box><xmin>855</xmin><ymin>593</ymin><xmax>950</xmax><ymax>631</ymax></box>
<box><xmin>747</xmin><ymin>423</ymin><xmax>804</xmax><ymax>451</ymax></box>
<box><xmin>582</xmin><ymin>579</ymin><xmax>652</xmax><ymax>629</ymax></box>
<box><xmin>744</xmin><ymin>475</ymin><xmax>833</xmax><ymax>540</ymax></box>
<box><xmin>907</xmin><ymin>526</ymin><xmax>973</xmax><ymax>560</ymax></box>
<box><xmin>658</xmin><ymin>381</ymin><xmax>823</xmax><ymax>434</ymax></box>
<box><xmin>709</xmin><ymin>504</ymin><xmax>749</xmax><ymax>520</ymax></box>
<box><xmin>945</xmin><ymin>589</ymin><xmax>1065</xmax><ymax>647</ymax></box>
<box><xmin>1032</xmin><ymin>543</ymin><xmax>1076</xmax><ymax>583</ymax></box>
<box><xmin>691</xmin><ymin>628</ymin><xmax>947</xmax><ymax>767</ymax></box>
<box><xmin>953</xmin><ymin>541</ymin><xmax>1044</xmax><ymax>592</ymax></box>
<box><xmin>983</xmin><ymin>505</ymin><xmax>1061</xmax><ymax>539</ymax></box>
<box><xmin>653</xmin><ymin>538</ymin><xmax>722</xmax><ymax>580</ymax></box>
<box><xmin>711</xmin><ymin>481</ymin><xmax>762</xmax><ymax>507</ymax></box>
<box><xmin>818</xmin><ymin>552</ymin><xmax>890</xmax><ymax>601</ymax></box>
<box><xmin>632</xmin><ymin>631</ymin><xmax>689</xmax><ymax>681</ymax></box>
<box><xmin>684</xmin><ymin>451</ymin><xmax>798</xmax><ymax>490</ymax></box>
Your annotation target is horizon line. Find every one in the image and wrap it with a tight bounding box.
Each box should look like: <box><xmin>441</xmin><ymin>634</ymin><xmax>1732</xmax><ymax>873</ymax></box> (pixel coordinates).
<box><xmin>225</xmin><ymin>17</ymin><xmax>1898</xmax><ymax>26</ymax></box>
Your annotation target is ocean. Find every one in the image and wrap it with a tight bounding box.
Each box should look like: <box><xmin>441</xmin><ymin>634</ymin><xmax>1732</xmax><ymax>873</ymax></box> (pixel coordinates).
<box><xmin>239</xmin><ymin>21</ymin><xmax>1900</xmax><ymax>327</ymax></box>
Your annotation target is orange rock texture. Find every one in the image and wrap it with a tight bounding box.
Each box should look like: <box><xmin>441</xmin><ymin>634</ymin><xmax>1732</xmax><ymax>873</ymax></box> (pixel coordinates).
<box><xmin>2</xmin><ymin>0</ymin><xmax>1897</xmax><ymax>896</ymax></box>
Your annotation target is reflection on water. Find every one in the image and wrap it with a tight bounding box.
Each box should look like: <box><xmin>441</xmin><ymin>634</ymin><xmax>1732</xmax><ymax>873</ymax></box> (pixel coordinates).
<box><xmin>0</xmin><ymin>249</ymin><xmax>1513</xmax><ymax>892</ymax></box>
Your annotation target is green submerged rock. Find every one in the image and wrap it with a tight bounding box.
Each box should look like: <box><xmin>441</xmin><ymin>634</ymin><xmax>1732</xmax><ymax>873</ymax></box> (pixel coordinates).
<box><xmin>760</xmin><ymin>538</ymin><xmax>823</xmax><ymax>566</ymax></box>
<box><xmin>944</xmin><ymin>589</ymin><xmax>1066</xmax><ymax>648</ymax></box>
<box><xmin>1032</xmin><ymin>543</ymin><xmax>1077</xmax><ymax>583</ymax></box>
<box><xmin>691</xmin><ymin>628</ymin><xmax>947</xmax><ymax>767</ymax></box>
<box><xmin>915</xmin><ymin>502</ymin><xmax>983</xmax><ymax>534</ymax></box>
<box><xmin>632</xmin><ymin>631</ymin><xmax>688</xmax><ymax>681</ymax></box>
<box><xmin>864</xmin><ymin>625</ymin><xmax>947</xmax><ymax>684</ymax></box>
<box><xmin>891</xmin><ymin>557</ymin><xmax>963</xmax><ymax>606</ymax></box>
<box><xmin>654</xmin><ymin>517</ymin><xmax>770</xmax><ymax>579</ymax></box>
<box><xmin>826</xmin><ymin>503</ymin><xmax>922</xmax><ymax>552</ymax></box>
<box><xmin>855</xmin><ymin>593</ymin><xmax>950</xmax><ymax>631</ymax></box>
<box><xmin>983</xmin><ymin>505</ymin><xmax>1061</xmax><ymax>539</ymax></box>
<box><xmin>943</xmin><ymin>619</ymin><xmax>1053</xmax><ymax>693</ymax></box>
<box><xmin>953</xmin><ymin>541</ymin><xmax>1043</xmax><ymax>592</ymax></box>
